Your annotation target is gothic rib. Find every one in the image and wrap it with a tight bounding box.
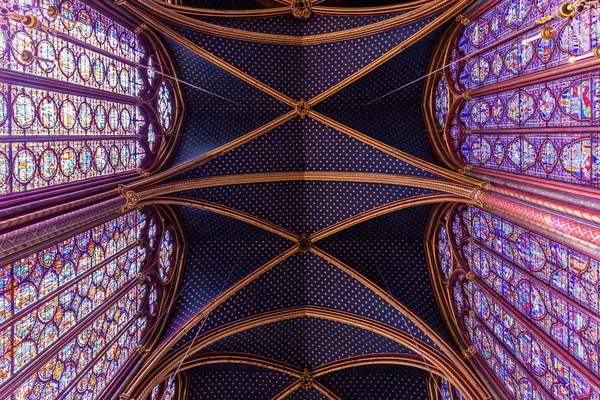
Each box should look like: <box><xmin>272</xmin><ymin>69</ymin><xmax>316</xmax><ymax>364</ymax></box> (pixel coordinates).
<box><xmin>309</xmin><ymin>247</ymin><xmax>491</xmax><ymax>399</ymax></box>
<box><xmin>141</xmin><ymin>196</ymin><xmax>300</xmax><ymax>242</ymax></box>
<box><xmin>158</xmin><ymin>2</ymin><xmax>291</xmax><ymax>18</ymax></box>
<box><xmin>309</xmin><ymin>112</ymin><xmax>483</xmax><ymax>187</ymax></box>
<box><xmin>128</xmin><ymin>111</ymin><xmax>297</xmax><ymax>190</ymax></box>
<box><xmin>136</xmin><ymin>172</ymin><xmax>477</xmax><ymax>201</ymax></box>
<box><xmin>145</xmin><ymin>195</ymin><xmax>463</xmax><ymax>244</ymax></box>
<box><xmin>312</xmin><ymin>382</ymin><xmax>343</xmax><ymax>400</ymax></box>
<box><xmin>123</xmin><ymin>245</ymin><xmax>300</xmax><ymax>396</ymax></box>
<box><xmin>269</xmin><ymin>380</ymin><xmax>341</xmax><ymax>400</ymax></box>
<box><xmin>127</xmin><ymin>307</ymin><xmax>478</xmax><ymax>400</ymax></box>
<box><xmin>307</xmin><ymin>0</ymin><xmax>472</xmax><ymax>105</ymax></box>
<box><xmin>311</xmin><ymin>353</ymin><xmax>445</xmax><ymax>377</ymax></box>
<box><xmin>270</xmin><ymin>381</ymin><xmax>302</xmax><ymax>400</ymax></box>
<box><xmin>309</xmin><ymin>193</ymin><xmax>472</xmax><ymax>242</ymax></box>
<box><xmin>121</xmin><ymin>4</ymin><xmax>297</xmax><ymax>107</ymax></box>
<box><xmin>176</xmin><ymin>352</ymin><xmax>303</xmax><ymax>377</ymax></box>
<box><xmin>312</xmin><ymin>0</ymin><xmax>440</xmax><ymax>15</ymax></box>
<box><xmin>131</xmin><ymin>0</ymin><xmax>454</xmax><ymax>45</ymax></box>
<box><xmin>159</xmin><ymin>352</ymin><xmax>447</xmax><ymax>392</ymax></box>
<box><xmin>125</xmin><ymin>3</ymin><xmax>475</xmax><ymax>193</ymax></box>
<box><xmin>159</xmin><ymin>0</ymin><xmax>433</xmax><ymax>17</ymax></box>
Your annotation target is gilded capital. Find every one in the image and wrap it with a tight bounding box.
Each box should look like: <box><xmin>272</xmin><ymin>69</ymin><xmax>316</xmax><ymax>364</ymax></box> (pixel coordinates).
<box><xmin>136</xmin><ymin>168</ymin><xmax>151</xmax><ymax>178</ymax></box>
<box><xmin>116</xmin><ymin>185</ymin><xmax>140</xmax><ymax>211</ymax></box>
<box><xmin>462</xmin><ymin>345</ymin><xmax>476</xmax><ymax>359</ymax></box>
<box><xmin>135</xmin><ymin>345</ymin><xmax>150</xmax><ymax>357</ymax></box>
<box><xmin>458</xmin><ymin>164</ymin><xmax>473</xmax><ymax>174</ymax></box>
<box><xmin>469</xmin><ymin>188</ymin><xmax>485</xmax><ymax>205</ymax></box>
<box><xmin>134</xmin><ymin>23</ymin><xmax>148</xmax><ymax>34</ymax></box>
<box><xmin>456</xmin><ymin>14</ymin><xmax>470</xmax><ymax>26</ymax></box>
<box><xmin>465</xmin><ymin>271</ymin><xmax>475</xmax><ymax>281</ymax></box>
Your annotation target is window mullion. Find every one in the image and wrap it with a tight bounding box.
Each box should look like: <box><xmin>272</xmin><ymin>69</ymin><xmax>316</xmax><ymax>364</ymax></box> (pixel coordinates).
<box><xmin>0</xmin><ymin>277</ymin><xmax>140</xmax><ymax>397</ymax></box>
<box><xmin>0</xmin><ymin>241</ymin><xmax>140</xmax><ymax>334</ymax></box>
<box><xmin>0</xmin><ymin>69</ymin><xmax>137</xmax><ymax>105</ymax></box>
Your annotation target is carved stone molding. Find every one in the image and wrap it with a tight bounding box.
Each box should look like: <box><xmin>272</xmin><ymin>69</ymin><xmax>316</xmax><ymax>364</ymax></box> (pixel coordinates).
<box><xmin>299</xmin><ymin>234</ymin><xmax>312</xmax><ymax>253</ymax></box>
<box><xmin>137</xmin><ymin>273</ymin><xmax>147</xmax><ymax>285</ymax></box>
<box><xmin>290</xmin><ymin>0</ymin><xmax>312</xmax><ymax>20</ymax></box>
<box><xmin>300</xmin><ymin>368</ymin><xmax>314</xmax><ymax>389</ymax></box>
<box><xmin>456</xmin><ymin>14</ymin><xmax>470</xmax><ymax>25</ymax></box>
<box><xmin>465</xmin><ymin>271</ymin><xmax>475</xmax><ymax>281</ymax></box>
<box><xmin>480</xmin><ymin>181</ymin><xmax>492</xmax><ymax>191</ymax></box>
<box><xmin>462</xmin><ymin>346</ymin><xmax>476</xmax><ymax>359</ymax></box>
<box><xmin>295</xmin><ymin>98</ymin><xmax>310</xmax><ymax>119</ymax></box>
<box><xmin>469</xmin><ymin>188</ymin><xmax>485</xmax><ymax>205</ymax></box>
<box><xmin>136</xmin><ymin>168</ymin><xmax>151</xmax><ymax>178</ymax></box>
<box><xmin>134</xmin><ymin>23</ymin><xmax>148</xmax><ymax>34</ymax></box>
<box><xmin>136</xmin><ymin>345</ymin><xmax>150</xmax><ymax>358</ymax></box>
<box><xmin>117</xmin><ymin>185</ymin><xmax>140</xmax><ymax>212</ymax></box>
<box><xmin>458</xmin><ymin>164</ymin><xmax>473</xmax><ymax>175</ymax></box>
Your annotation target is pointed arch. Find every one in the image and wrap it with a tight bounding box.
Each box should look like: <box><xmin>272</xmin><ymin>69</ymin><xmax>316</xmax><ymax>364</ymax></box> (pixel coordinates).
<box><xmin>427</xmin><ymin>202</ymin><xmax>600</xmax><ymax>399</ymax></box>
<box><xmin>424</xmin><ymin>0</ymin><xmax>600</xmax><ymax>198</ymax></box>
<box><xmin>0</xmin><ymin>0</ymin><xmax>184</xmax><ymax>215</ymax></box>
<box><xmin>0</xmin><ymin>203</ymin><xmax>185</xmax><ymax>399</ymax></box>
<box><xmin>124</xmin><ymin>307</ymin><xmax>486</xmax><ymax>400</ymax></box>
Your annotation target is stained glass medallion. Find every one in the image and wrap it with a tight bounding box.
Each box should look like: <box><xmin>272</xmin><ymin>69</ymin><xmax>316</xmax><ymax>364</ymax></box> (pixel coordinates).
<box><xmin>433</xmin><ymin>205</ymin><xmax>600</xmax><ymax>400</ymax></box>
<box><xmin>158</xmin><ymin>82</ymin><xmax>173</xmax><ymax>131</ymax></box>
<box><xmin>0</xmin><ymin>1</ymin><xmax>181</xmax><ymax>397</ymax></box>
<box><xmin>435</xmin><ymin>76</ymin><xmax>449</xmax><ymax>128</ymax></box>
<box><xmin>2</xmin><ymin>206</ymin><xmax>181</xmax><ymax>400</ymax></box>
<box><xmin>0</xmin><ymin>0</ymin><xmax>178</xmax><ymax>198</ymax></box>
<box><xmin>439</xmin><ymin>2</ymin><xmax>600</xmax><ymax>188</ymax></box>
<box><xmin>159</xmin><ymin>229</ymin><xmax>174</xmax><ymax>282</ymax></box>
<box><xmin>149</xmin><ymin>374</ymin><xmax>178</xmax><ymax>400</ymax></box>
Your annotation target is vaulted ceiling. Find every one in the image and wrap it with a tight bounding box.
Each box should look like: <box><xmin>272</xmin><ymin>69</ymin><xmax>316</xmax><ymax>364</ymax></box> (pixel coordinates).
<box><xmin>130</xmin><ymin>0</ymin><xmax>480</xmax><ymax>398</ymax></box>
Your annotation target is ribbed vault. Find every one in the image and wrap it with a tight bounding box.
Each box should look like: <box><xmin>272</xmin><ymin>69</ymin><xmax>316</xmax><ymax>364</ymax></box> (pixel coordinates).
<box><xmin>116</xmin><ymin>0</ymin><xmax>492</xmax><ymax>398</ymax></box>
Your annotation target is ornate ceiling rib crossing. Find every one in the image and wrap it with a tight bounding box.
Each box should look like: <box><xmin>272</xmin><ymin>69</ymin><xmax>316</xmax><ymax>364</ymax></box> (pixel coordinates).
<box><xmin>117</xmin><ymin>0</ymin><xmax>493</xmax><ymax>398</ymax></box>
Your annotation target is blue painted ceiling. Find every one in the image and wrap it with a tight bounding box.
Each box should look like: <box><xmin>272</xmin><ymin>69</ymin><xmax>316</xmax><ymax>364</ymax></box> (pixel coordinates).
<box><xmin>154</xmin><ymin>2</ymin><xmax>454</xmax><ymax>398</ymax></box>
<box><xmin>172</xmin><ymin>17</ymin><xmax>434</xmax><ymax>100</ymax></box>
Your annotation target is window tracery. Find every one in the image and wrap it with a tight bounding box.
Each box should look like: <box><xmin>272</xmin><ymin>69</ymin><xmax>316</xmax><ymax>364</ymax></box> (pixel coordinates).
<box><xmin>1</xmin><ymin>206</ymin><xmax>183</xmax><ymax>400</ymax></box>
<box><xmin>430</xmin><ymin>204</ymin><xmax>600</xmax><ymax>399</ymax></box>
<box><xmin>149</xmin><ymin>375</ymin><xmax>178</xmax><ymax>400</ymax></box>
<box><xmin>429</xmin><ymin>0</ymin><xmax>600</xmax><ymax>188</ymax></box>
<box><xmin>0</xmin><ymin>1</ymin><xmax>184</xmax><ymax>398</ymax></box>
<box><xmin>430</xmin><ymin>376</ymin><xmax>467</xmax><ymax>400</ymax></box>
<box><xmin>0</xmin><ymin>0</ymin><xmax>180</xmax><ymax>198</ymax></box>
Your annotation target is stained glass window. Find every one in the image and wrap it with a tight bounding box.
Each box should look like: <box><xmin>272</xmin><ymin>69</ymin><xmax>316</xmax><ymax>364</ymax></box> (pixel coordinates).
<box><xmin>1</xmin><ymin>206</ymin><xmax>181</xmax><ymax>400</ymax></box>
<box><xmin>433</xmin><ymin>205</ymin><xmax>600</xmax><ymax>400</ymax></box>
<box><xmin>437</xmin><ymin>225</ymin><xmax>453</xmax><ymax>280</ymax></box>
<box><xmin>158</xmin><ymin>82</ymin><xmax>173</xmax><ymax>132</ymax></box>
<box><xmin>435</xmin><ymin>76</ymin><xmax>449</xmax><ymax>128</ymax></box>
<box><xmin>159</xmin><ymin>229</ymin><xmax>174</xmax><ymax>282</ymax></box>
<box><xmin>149</xmin><ymin>375</ymin><xmax>178</xmax><ymax>400</ymax></box>
<box><xmin>0</xmin><ymin>0</ymin><xmax>177</xmax><ymax>198</ymax></box>
<box><xmin>440</xmin><ymin>378</ymin><xmax>452</xmax><ymax>399</ymax></box>
<box><xmin>432</xmin><ymin>377</ymin><xmax>467</xmax><ymax>400</ymax></box>
<box><xmin>432</xmin><ymin>0</ymin><xmax>600</xmax><ymax>189</ymax></box>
